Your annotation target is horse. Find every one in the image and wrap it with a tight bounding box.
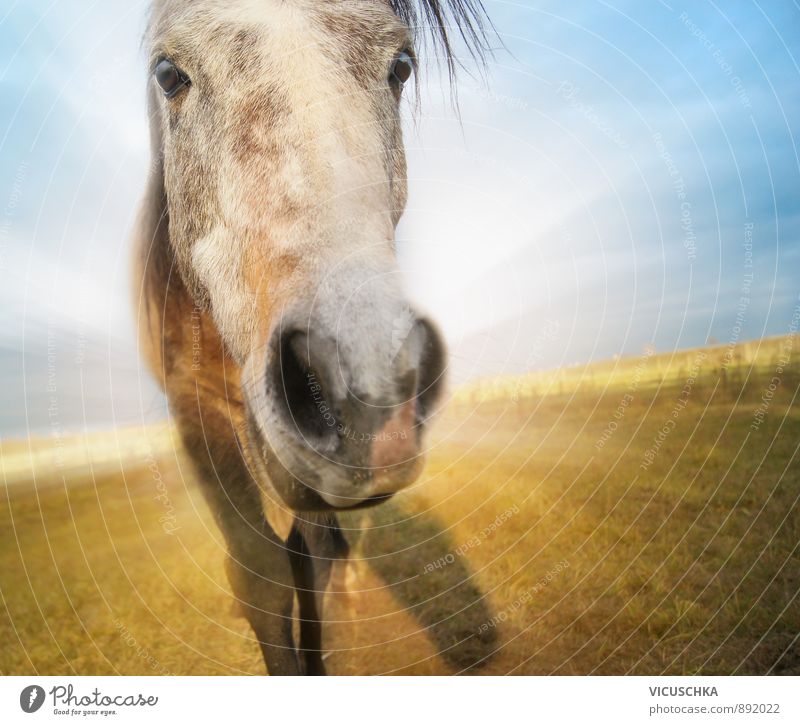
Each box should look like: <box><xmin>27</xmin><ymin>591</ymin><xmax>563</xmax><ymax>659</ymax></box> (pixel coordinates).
<box><xmin>132</xmin><ymin>0</ymin><xmax>488</xmax><ymax>675</ymax></box>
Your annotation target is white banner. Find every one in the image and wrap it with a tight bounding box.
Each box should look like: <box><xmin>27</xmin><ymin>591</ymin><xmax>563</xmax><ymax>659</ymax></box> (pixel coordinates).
<box><xmin>0</xmin><ymin>676</ymin><xmax>797</xmax><ymax>724</ymax></box>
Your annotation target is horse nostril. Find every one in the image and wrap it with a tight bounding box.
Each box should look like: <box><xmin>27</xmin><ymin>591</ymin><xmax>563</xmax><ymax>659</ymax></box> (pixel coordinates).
<box><xmin>270</xmin><ymin>330</ymin><xmax>336</xmax><ymax>442</ymax></box>
<box><xmin>413</xmin><ymin>318</ymin><xmax>447</xmax><ymax>422</ymax></box>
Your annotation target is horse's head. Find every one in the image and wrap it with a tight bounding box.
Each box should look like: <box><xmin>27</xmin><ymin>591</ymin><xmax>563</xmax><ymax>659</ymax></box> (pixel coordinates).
<box><xmin>141</xmin><ymin>0</ymin><xmax>484</xmax><ymax>510</ymax></box>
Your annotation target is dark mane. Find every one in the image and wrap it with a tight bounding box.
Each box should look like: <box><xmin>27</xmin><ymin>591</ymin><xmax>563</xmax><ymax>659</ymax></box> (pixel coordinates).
<box><xmin>390</xmin><ymin>0</ymin><xmax>492</xmax><ymax>77</ymax></box>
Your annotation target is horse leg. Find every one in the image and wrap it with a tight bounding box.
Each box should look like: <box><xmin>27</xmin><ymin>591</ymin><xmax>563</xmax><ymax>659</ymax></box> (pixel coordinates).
<box><xmin>287</xmin><ymin>512</ymin><xmax>349</xmax><ymax>675</ymax></box>
<box><xmin>224</xmin><ymin>520</ymin><xmax>300</xmax><ymax>675</ymax></box>
<box><xmin>180</xmin><ymin>421</ymin><xmax>301</xmax><ymax>675</ymax></box>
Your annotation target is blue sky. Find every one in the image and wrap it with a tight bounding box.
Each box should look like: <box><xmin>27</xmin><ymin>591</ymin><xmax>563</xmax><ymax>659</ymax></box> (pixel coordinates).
<box><xmin>1</xmin><ymin>0</ymin><xmax>799</xmax><ymax>434</ymax></box>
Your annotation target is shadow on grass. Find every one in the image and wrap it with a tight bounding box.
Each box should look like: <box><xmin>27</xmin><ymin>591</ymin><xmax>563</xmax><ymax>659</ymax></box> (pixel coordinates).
<box><xmin>340</xmin><ymin>500</ymin><xmax>497</xmax><ymax>671</ymax></box>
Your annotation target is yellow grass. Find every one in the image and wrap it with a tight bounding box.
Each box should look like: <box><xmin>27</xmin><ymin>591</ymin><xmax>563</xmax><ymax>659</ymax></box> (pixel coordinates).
<box><xmin>1</xmin><ymin>336</ymin><xmax>798</xmax><ymax>675</ymax></box>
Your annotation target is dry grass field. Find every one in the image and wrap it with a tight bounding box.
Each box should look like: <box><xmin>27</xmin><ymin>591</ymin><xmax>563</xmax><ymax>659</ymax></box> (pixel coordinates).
<box><xmin>1</xmin><ymin>336</ymin><xmax>799</xmax><ymax>675</ymax></box>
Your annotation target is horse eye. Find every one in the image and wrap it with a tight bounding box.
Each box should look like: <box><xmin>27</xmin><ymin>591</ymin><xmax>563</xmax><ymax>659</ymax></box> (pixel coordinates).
<box><xmin>389</xmin><ymin>50</ymin><xmax>413</xmax><ymax>90</ymax></box>
<box><xmin>155</xmin><ymin>59</ymin><xmax>189</xmax><ymax>99</ymax></box>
